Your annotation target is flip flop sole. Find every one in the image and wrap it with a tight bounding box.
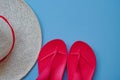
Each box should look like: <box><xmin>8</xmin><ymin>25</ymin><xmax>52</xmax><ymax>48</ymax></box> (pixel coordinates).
<box><xmin>37</xmin><ymin>39</ymin><xmax>67</xmax><ymax>80</ymax></box>
<box><xmin>68</xmin><ymin>41</ymin><xmax>96</xmax><ymax>80</ymax></box>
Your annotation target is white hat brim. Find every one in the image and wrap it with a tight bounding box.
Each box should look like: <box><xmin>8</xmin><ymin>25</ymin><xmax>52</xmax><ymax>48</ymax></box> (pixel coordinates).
<box><xmin>0</xmin><ymin>0</ymin><xmax>42</xmax><ymax>80</ymax></box>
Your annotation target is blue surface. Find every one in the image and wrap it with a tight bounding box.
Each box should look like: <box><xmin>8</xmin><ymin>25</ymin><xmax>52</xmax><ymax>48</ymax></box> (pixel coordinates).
<box><xmin>23</xmin><ymin>0</ymin><xmax>120</xmax><ymax>80</ymax></box>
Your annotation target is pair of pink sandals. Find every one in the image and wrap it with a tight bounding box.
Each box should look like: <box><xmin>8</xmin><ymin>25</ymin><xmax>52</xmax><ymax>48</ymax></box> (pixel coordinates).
<box><xmin>37</xmin><ymin>39</ymin><xmax>96</xmax><ymax>80</ymax></box>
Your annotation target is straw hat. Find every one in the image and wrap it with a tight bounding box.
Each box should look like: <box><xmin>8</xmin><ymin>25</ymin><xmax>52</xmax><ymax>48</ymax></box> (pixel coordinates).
<box><xmin>0</xmin><ymin>0</ymin><xmax>42</xmax><ymax>80</ymax></box>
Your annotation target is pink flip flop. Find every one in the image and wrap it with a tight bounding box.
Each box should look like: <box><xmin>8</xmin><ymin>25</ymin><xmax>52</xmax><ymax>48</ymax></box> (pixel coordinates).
<box><xmin>37</xmin><ymin>39</ymin><xmax>67</xmax><ymax>80</ymax></box>
<box><xmin>68</xmin><ymin>41</ymin><xmax>96</xmax><ymax>80</ymax></box>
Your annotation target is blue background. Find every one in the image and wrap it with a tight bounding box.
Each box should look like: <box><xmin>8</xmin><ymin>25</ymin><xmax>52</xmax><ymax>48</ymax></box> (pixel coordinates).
<box><xmin>23</xmin><ymin>0</ymin><xmax>120</xmax><ymax>80</ymax></box>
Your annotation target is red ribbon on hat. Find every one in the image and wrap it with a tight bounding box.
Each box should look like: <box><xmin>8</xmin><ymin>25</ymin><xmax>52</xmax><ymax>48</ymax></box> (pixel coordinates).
<box><xmin>0</xmin><ymin>16</ymin><xmax>15</xmax><ymax>63</ymax></box>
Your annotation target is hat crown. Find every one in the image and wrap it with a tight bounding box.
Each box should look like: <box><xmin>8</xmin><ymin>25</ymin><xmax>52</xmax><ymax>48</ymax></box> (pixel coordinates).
<box><xmin>0</xmin><ymin>16</ymin><xmax>14</xmax><ymax>61</ymax></box>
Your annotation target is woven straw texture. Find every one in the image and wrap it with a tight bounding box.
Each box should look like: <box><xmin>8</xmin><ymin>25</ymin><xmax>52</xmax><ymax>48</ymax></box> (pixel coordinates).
<box><xmin>0</xmin><ymin>0</ymin><xmax>42</xmax><ymax>80</ymax></box>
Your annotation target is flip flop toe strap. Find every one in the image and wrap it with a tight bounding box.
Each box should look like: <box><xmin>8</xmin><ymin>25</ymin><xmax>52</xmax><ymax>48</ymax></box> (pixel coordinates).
<box><xmin>69</xmin><ymin>52</ymin><xmax>95</xmax><ymax>80</ymax></box>
<box><xmin>37</xmin><ymin>48</ymin><xmax>66</xmax><ymax>80</ymax></box>
<box><xmin>69</xmin><ymin>53</ymin><xmax>81</xmax><ymax>80</ymax></box>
